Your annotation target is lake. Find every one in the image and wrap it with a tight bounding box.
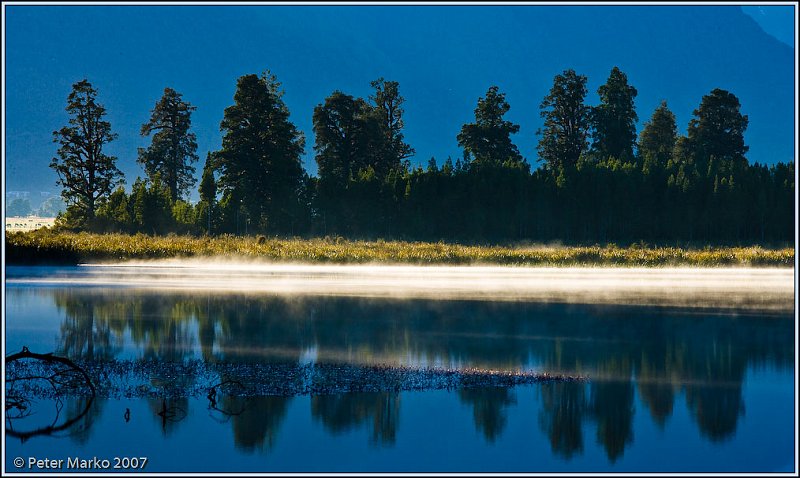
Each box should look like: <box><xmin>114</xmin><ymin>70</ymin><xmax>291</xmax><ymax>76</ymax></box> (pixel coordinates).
<box><xmin>3</xmin><ymin>264</ymin><xmax>796</xmax><ymax>473</ymax></box>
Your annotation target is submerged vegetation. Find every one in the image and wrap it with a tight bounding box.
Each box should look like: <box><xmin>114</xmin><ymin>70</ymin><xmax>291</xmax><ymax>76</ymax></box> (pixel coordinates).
<box><xmin>5</xmin><ymin>230</ymin><xmax>793</xmax><ymax>266</ymax></box>
<box><xmin>7</xmin><ymin>353</ymin><xmax>587</xmax><ymax>400</ymax></box>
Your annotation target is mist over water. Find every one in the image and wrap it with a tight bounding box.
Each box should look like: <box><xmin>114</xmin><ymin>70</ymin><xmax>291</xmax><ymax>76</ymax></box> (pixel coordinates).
<box><xmin>6</xmin><ymin>261</ymin><xmax>795</xmax><ymax>312</ymax></box>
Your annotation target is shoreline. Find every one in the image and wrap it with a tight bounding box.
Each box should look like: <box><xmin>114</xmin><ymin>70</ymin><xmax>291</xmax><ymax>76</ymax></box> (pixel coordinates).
<box><xmin>5</xmin><ymin>231</ymin><xmax>795</xmax><ymax>267</ymax></box>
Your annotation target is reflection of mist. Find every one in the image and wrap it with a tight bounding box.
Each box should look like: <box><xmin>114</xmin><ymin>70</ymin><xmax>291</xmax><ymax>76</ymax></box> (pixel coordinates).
<box><xmin>12</xmin><ymin>263</ymin><xmax>794</xmax><ymax>312</ymax></box>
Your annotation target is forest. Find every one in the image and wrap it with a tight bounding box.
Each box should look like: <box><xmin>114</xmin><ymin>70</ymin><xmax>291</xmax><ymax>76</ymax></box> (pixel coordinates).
<box><xmin>46</xmin><ymin>67</ymin><xmax>794</xmax><ymax>245</ymax></box>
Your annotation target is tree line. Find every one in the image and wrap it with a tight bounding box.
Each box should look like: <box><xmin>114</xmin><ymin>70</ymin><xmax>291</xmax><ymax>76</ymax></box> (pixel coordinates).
<box><xmin>49</xmin><ymin>68</ymin><xmax>794</xmax><ymax>244</ymax></box>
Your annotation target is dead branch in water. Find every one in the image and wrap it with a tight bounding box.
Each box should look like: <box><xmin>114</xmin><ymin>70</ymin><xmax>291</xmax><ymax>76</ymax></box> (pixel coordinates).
<box><xmin>6</xmin><ymin>346</ymin><xmax>96</xmax><ymax>395</ymax></box>
<box><xmin>4</xmin><ymin>347</ymin><xmax>96</xmax><ymax>441</ymax></box>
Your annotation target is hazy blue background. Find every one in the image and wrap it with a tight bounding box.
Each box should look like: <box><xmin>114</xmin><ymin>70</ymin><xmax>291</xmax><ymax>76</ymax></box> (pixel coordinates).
<box><xmin>3</xmin><ymin>5</ymin><xmax>795</xmax><ymax>202</ymax></box>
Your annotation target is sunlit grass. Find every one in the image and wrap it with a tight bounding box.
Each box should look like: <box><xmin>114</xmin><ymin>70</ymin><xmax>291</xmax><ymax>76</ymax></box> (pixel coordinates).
<box><xmin>5</xmin><ymin>230</ymin><xmax>794</xmax><ymax>266</ymax></box>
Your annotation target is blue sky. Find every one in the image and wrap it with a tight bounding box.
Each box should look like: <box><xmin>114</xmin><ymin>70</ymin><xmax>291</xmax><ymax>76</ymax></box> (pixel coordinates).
<box><xmin>3</xmin><ymin>5</ymin><xmax>795</xmax><ymax>201</ymax></box>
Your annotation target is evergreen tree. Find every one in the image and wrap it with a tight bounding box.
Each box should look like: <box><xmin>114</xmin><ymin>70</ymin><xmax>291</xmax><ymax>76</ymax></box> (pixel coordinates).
<box><xmin>681</xmin><ymin>89</ymin><xmax>749</xmax><ymax>240</ymax></box>
<box><xmin>96</xmin><ymin>186</ymin><xmax>132</xmax><ymax>232</ymax></box>
<box><xmin>442</xmin><ymin>156</ymin><xmax>455</xmax><ymax>176</ymax></box>
<box><xmin>215</xmin><ymin>71</ymin><xmax>306</xmax><ymax>234</ymax></box>
<box><xmin>313</xmin><ymin>90</ymin><xmax>387</xmax><ymax>234</ymax></box>
<box><xmin>457</xmin><ymin>86</ymin><xmax>523</xmax><ymax>166</ymax></box>
<box><xmin>370</xmin><ymin>78</ymin><xmax>415</xmax><ymax>175</ymax></box>
<box><xmin>198</xmin><ymin>153</ymin><xmax>217</xmax><ymax>235</ymax></box>
<box><xmin>592</xmin><ymin>67</ymin><xmax>638</xmax><ymax>161</ymax></box>
<box><xmin>138</xmin><ymin>88</ymin><xmax>199</xmax><ymax>201</ymax></box>
<box><xmin>687</xmin><ymin>88</ymin><xmax>749</xmax><ymax>180</ymax></box>
<box><xmin>171</xmin><ymin>199</ymin><xmax>197</xmax><ymax>234</ymax></box>
<box><xmin>199</xmin><ymin>153</ymin><xmax>217</xmax><ymax>204</ymax></box>
<box><xmin>453</xmin><ymin>87</ymin><xmax>529</xmax><ymax>241</ymax></box>
<box><xmin>51</xmin><ymin>79</ymin><xmax>123</xmax><ymax>228</ymax></box>
<box><xmin>313</xmin><ymin>91</ymin><xmax>376</xmax><ymax>188</ymax></box>
<box><xmin>427</xmin><ymin>157</ymin><xmax>438</xmax><ymax>172</ymax></box>
<box><xmin>130</xmin><ymin>175</ymin><xmax>173</xmax><ymax>235</ymax></box>
<box><xmin>637</xmin><ymin>101</ymin><xmax>678</xmax><ymax>239</ymax></box>
<box><xmin>639</xmin><ymin>101</ymin><xmax>677</xmax><ymax>175</ymax></box>
<box><xmin>537</xmin><ymin>70</ymin><xmax>591</xmax><ymax>175</ymax></box>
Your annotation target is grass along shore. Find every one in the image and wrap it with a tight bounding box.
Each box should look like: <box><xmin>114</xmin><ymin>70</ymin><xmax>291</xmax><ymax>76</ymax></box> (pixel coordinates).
<box><xmin>4</xmin><ymin>230</ymin><xmax>794</xmax><ymax>266</ymax></box>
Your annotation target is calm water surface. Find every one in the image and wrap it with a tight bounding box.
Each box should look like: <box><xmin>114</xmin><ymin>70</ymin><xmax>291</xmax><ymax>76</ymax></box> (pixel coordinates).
<box><xmin>4</xmin><ymin>265</ymin><xmax>796</xmax><ymax>473</ymax></box>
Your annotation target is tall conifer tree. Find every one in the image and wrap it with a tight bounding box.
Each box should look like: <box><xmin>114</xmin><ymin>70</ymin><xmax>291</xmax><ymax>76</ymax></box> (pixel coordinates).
<box><xmin>592</xmin><ymin>67</ymin><xmax>638</xmax><ymax>161</ymax></box>
<box><xmin>215</xmin><ymin>72</ymin><xmax>306</xmax><ymax>234</ymax></box>
<box><xmin>537</xmin><ymin>70</ymin><xmax>591</xmax><ymax>175</ymax></box>
<box><xmin>138</xmin><ymin>88</ymin><xmax>199</xmax><ymax>201</ymax></box>
<box><xmin>51</xmin><ymin>79</ymin><xmax>123</xmax><ymax>227</ymax></box>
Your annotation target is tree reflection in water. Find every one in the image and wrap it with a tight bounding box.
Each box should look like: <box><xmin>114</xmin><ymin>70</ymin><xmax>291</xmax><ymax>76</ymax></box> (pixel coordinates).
<box><xmin>458</xmin><ymin>387</ymin><xmax>517</xmax><ymax>443</ymax></box>
<box><xmin>55</xmin><ymin>293</ymin><xmax>121</xmax><ymax>361</ymax></box>
<box><xmin>63</xmin><ymin>397</ymin><xmax>103</xmax><ymax>445</ymax></box>
<box><xmin>538</xmin><ymin>381</ymin><xmax>586</xmax><ymax>458</ymax></box>
<box><xmin>38</xmin><ymin>288</ymin><xmax>792</xmax><ymax>456</ymax></box>
<box><xmin>311</xmin><ymin>392</ymin><xmax>400</xmax><ymax>445</ymax></box>
<box><xmin>589</xmin><ymin>379</ymin><xmax>635</xmax><ymax>462</ymax></box>
<box><xmin>682</xmin><ymin>342</ymin><xmax>747</xmax><ymax>442</ymax></box>
<box><xmin>224</xmin><ymin>396</ymin><xmax>292</xmax><ymax>453</ymax></box>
